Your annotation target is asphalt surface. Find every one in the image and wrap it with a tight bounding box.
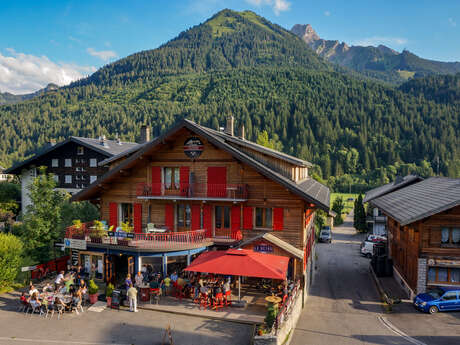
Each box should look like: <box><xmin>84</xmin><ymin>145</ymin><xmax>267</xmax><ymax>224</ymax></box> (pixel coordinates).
<box><xmin>291</xmin><ymin>213</ymin><xmax>460</xmax><ymax>345</ymax></box>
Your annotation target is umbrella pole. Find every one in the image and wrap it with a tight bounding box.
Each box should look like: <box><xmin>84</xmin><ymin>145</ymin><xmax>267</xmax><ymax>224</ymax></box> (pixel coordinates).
<box><xmin>238</xmin><ymin>276</ymin><xmax>241</xmax><ymax>301</ymax></box>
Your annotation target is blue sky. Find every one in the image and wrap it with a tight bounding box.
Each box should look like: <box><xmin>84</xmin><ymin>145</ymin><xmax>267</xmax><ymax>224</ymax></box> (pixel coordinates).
<box><xmin>1</xmin><ymin>0</ymin><xmax>459</xmax><ymax>94</ymax></box>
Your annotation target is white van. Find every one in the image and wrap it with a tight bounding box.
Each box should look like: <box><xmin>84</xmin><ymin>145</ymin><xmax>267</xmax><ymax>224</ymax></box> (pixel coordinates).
<box><xmin>360</xmin><ymin>241</ymin><xmax>374</xmax><ymax>258</ymax></box>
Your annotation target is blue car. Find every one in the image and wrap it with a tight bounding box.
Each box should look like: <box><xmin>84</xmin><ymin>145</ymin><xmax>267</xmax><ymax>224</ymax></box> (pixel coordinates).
<box><xmin>413</xmin><ymin>287</ymin><xmax>460</xmax><ymax>314</ymax></box>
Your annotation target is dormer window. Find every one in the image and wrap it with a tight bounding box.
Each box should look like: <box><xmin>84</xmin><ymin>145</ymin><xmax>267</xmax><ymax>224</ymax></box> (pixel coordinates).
<box><xmin>77</xmin><ymin>146</ymin><xmax>84</xmax><ymax>155</ymax></box>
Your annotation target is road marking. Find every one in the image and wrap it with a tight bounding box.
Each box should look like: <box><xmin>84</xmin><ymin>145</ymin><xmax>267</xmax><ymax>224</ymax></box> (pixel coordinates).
<box><xmin>378</xmin><ymin>316</ymin><xmax>428</xmax><ymax>345</ymax></box>
<box><xmin>0</xmin><ymin>337</ymin><xmax>130</xmax><ymax>345</ymax></box>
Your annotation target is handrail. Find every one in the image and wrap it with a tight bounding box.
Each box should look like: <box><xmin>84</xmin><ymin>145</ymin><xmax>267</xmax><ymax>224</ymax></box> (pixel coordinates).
<box><xmin>136</xmin><ymin>182</ymin><xmax>248</xmax><ymax>199</ymax></box>
<box><xmin>273</xmin><ymin>280</ymin><xmax>301</xmax><ymax>334</ymax></box>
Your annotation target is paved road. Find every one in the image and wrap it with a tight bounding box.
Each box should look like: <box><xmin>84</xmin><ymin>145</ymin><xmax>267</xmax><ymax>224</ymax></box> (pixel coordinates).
<box><xmin>0</xmin><ymin>295</ymin><xmax>253</xmax><ymax>345</ymax></box>
<box><xmin>291</xmin><ymin>213</ymin><xmax>414</xmax><ymax>345</ymax></box>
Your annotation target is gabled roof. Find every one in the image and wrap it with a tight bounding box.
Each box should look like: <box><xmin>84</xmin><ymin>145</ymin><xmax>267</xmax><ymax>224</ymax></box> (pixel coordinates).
<box><xmin>5</xmin><ymin>137</ymin><xmax>138</xmax><ymax>174</ymax></box>
<box><xmin>363</xmin><ymin>175</ymin><xmax>423</xmax><ymax>203</ymax></box>
<box><xmin>98</xmin><ymin>141</ymin><xmax>151</xmax><ymax>166</ymax></box>
<box><xmin>370</xmin><ymin>177</ymin><xmax>460</xmax><ymax>226</ymax></box>
<box><xmin>72</xmin><ymin>119</ymin><xmax>330</xmax><ymax>211</ymax></box>
<box><xmin>237</xmin><ymin>232</ymin><xmax>304</xmax><ymax>259</ymax></box>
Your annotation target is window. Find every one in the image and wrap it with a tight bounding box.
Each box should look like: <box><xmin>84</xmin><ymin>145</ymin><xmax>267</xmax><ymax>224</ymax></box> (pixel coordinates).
<box><xmin>64</xmin><ymin>175</ymin><xmax>72</xmax><ymax>184</ymax></box>
<box><xmin>428</xmin><ymin>267</ymin><xmax>460</xmax><ymax>284</ymax></box>
<box><xmin>255</xmin><ymin>207</ymin><xmax>273</xmax><ymax>228</ymax></box>
<box><xmin>442</xmin><ymin>292</ymin><xmax>458</xmax><ymax>301</ymax></box>
<box><xmin>215</xmin><ymin>206</ymin><xmax>230</xmax><ymax>229</ymax></box>
<box><xmin>90</xmin><ymin>175</ymin><xmax>97</xmax><ymax>183</ymax></box>
<box><xmin>120</xmin><ymin>203</ymin><xmax>133</xmax><ymax>226</ymax></box>
<box><xmin>53</xmin><ymin>175</ymin><xmax>59</xmax><ymax>183</ymax></box>
<box><xmin>51</xmin><ymin>159</ymin><xmax>59</xmax><ymax>167</ymax></box>
<box><xmin>65</xmin><ymin>159</ymin><xmax>72</xmax><ymax>167</ymax></box>
<box><xmin>77</xmin><ymin>146</ymin><xmax>84</xmax><ymax>155</ymax></box>
<box><xmin>89</xmin><ymin>158</ymin><xmax>97</xmax><ymax>167</ymax></box>
<box><xmin>441</xmin><ymin>227</ymin><xmax>460</xmax><ymax>246</ymax></box>
<box><xmin>164</xmin><ymin>167</ymin><xmax>180</xmax><ymax>190</ymax></box>
<box><xmin>177</xmin><ymin>204</ymin><xmax>191</xmax><ymax>229</ymax></box>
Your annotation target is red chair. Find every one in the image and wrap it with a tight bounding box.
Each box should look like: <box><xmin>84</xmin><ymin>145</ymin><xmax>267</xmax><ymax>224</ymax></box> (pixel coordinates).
<box><xmin>199</xmin><ymin>293</ymin><xmax>211</xmax><ymax>310</ymax></box>
<box><xmin>175</xmin><ymin>285</ymin><xmax>184</xmax><ymax>301</ymax></box>
<box><xmin>224</xmin><ymin>290</ymin><xmax>232</xmax><ymax>306</ymax></box>
<box><xmin>213</xmin><ymin>293</ymin><xmax>224</xmax><ymax>311</ymax></box>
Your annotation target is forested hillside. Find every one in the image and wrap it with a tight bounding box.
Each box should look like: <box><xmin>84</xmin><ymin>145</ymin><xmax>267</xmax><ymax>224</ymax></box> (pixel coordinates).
<box><xmin>0</xmin><ymin>10</ymin><xmax>459</xmax><ymax>192</ymax></box>
<box><xmin>399</xmin><ymin>73</ymin><xmax>460</xmax><ymax>104</ymax></box>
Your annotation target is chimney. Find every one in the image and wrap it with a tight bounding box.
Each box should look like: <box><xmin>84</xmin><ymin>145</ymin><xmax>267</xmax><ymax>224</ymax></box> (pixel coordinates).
<box><xmin>140</xmin><ymin>125</ymin><xmax>151</xmax><ymax>144</ymax></box>
<box><xmin>48</xmin><ymin>139</ymin><xmax>56</xmax><ymax>147</ymax></box>
<box><xmin>100</xmin><ymin>135</ymin><xmax>109</xmax><ymax>147</ymax></box>
<box><xmin>115</xmin><ymin>133</ymin><xmax>122</xmax><ymax>145</ymax></box>
<box><xmin>225</xmin><ymin>115</ymin><xmax>234</xmax><ymax>136</ymax></box>
<box><xmin>240</xmin><ymin>124</ymin><xmax>245</xmax><ymax>140</ymax></box>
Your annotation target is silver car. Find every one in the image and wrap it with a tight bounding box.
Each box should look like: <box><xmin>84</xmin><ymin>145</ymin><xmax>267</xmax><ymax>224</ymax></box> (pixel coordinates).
<box><xmin>319</xmin><ymin>227</ymin><xmax>332</xmax><ymax>243</ymax></box>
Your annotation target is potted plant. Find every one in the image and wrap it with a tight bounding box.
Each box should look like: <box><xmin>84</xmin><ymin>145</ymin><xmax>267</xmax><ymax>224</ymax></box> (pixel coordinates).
<box><xmin>72</xmin><ymin>219</ymin><xmax>85</xmax><ymax>239</ymax></box>
<box><xmin>106</xmin><ymin>283</ymin><xmax>114</xmax><ymax>307</ymax></box>
<box><xmin>90</xmin><ymin>220</ymin><xmax>106</xmax><ymax>243</ymax></box>
<box><xmin>118</xmin><ymin>222</ymin><xmax>133</xmax><ymax>246</ymax></box>
<box><xmin>88</xmin><ymin>279</ymin><xmax>99</xmax><ymax>304</ymax></box>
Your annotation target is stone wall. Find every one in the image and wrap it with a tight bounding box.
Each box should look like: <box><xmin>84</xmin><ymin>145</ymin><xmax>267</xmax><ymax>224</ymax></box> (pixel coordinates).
<box><xmin>416</xmin><ymin>258</ymin><xmax>427</xmax><ymax>294</ymax></box>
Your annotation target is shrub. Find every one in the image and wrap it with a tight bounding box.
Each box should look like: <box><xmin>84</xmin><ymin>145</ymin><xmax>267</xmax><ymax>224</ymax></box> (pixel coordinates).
<box><xmin>264</xmin><ymin>303</ymin><xmax>278</xmax><ymax>330</ymax></box>
<box><xmin>0</xmin><ymin>233</ymin><xmax>23</xmax><ymax>289</ymax></box>
<box><xmin>106</xmin><ymin>283</ymin><xmax>114</xmax><ymax>297</ymax></box>
<box><xmin>88</xmin><ymin>279</ymin><xmax>99</xmax><ymax>295</ymax></box>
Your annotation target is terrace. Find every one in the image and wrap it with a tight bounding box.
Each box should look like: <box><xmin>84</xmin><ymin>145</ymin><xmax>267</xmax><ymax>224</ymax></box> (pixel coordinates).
<box><xmin>136</xmin><ymin>183</ymin><xmax>248</xmax><ymax>202</ymax></box>
<box><xmin>64</xmin><ymin>222</ymin><xmax>241</xmax><ymax>252</ymax></box>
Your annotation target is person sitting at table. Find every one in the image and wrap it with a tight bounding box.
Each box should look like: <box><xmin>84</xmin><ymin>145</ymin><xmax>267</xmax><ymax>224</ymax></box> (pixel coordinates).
<box><xmin>58</xmin><ymin>284</ymin><xmax>67</xmax><ymax>295</ymax></box>
<box><xmin>54</xmin><ymin>270</ymin><xmax>66</xmax><ymax>289</ymax></box>
<box><xmin>54</xmin><ymin>295</ymin><xmax>68</xmax><ymax>311</ymax></box>
<box><xmin>125</xmin><ymin>274</ymin><xmax>133</xmax><ymax>290</ymax></box>
<box><xmin>42</xmin><ymin>282</ymin><xmax>53</xmax><ymax>293</ymax></box>
<box><xmin>30</xmin><ymin>292</ymin><xmax>41</xmax><ymax>309</ymax></box>
<box><xmin>29</xmin><ymin>284</ymin><xmax>39</xmax><ymax>296</ymax></box>
<box><xmin>79</xmin><ymin>279</ymin><xmax>87</xmax><ymax>294</ymax></box>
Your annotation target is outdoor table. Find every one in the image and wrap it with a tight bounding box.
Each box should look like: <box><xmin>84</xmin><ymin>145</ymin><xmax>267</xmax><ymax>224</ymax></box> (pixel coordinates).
<box><xmin>265</xmin><ymin>295</ymin><xmax>282</xmax><ymax>304</ymax></box>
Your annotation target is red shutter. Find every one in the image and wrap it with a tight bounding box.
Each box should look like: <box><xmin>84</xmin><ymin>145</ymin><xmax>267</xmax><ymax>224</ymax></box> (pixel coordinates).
<box><xmin>273</xmin><ymin>208</ymin><xmax>284</xmax><ymax>231</ymax></box>
<box><xmin>180</xmin><ymin>166</ymin><xmax>190</xmax><ymax>196</ymax></box>
<box><xmin>191</xmin><ymin>204</ymin><xmax>201</xmax><ymax>230</ymax></box>
<box><xmin>231</xmin><ymin>205</ymin><xmax>241</xmax><ymax>231</ymax></box>
<box><xmin>109</xmin><ymin>202</ymin><xmax>118</xmax><ymax>229</ymax></box>
<box><xmin>203</xmin><ymin>204</ymin><xmax>212</xmax><ymax>237</ymax></box>
<box><xmin>134</xmin><ymin>203</ymin><xmax>142</xmax><ymax>233</ymax></box>
<box><xmin>207</xmin><ymin>167</ymin><xmax>227</xmax><ymax>197</ymax></box>
<box><xmin>165</xmin><ymin>204</ymin><xmax>174</xmax><ymax>231</ymax></box>
<box><xmin>243</xmin><ymin>206</ymin><xmax>253</xmax><ymax>230</ymax></box>
<box><xmin>151</xmin><ymin>166</ymin><xmax>162</xmax><ymax>195</ymax></box>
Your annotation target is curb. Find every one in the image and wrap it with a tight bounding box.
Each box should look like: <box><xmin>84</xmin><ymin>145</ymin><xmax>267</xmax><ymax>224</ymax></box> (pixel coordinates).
<box><xmin>369</xmin><ymin>264</ymin><xmax>393</xmax><ymax>309</ymax></box>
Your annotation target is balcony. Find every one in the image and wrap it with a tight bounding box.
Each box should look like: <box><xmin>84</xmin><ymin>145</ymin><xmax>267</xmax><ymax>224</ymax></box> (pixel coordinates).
<box><xmin>65</xmin><ymin>222</ymin><xmax>242</xmax><ymax>252</ymax></box>
<box><xmin>136</xmin><ymin>183</ymin><xmax>248</xmax><ymax>202</ymax></box>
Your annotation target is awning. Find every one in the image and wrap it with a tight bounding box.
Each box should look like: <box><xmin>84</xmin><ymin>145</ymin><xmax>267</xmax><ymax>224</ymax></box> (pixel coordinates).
<box><xmin>184</xmin><ymin>249</ymin><xmax>288</xmax><ymax>280</ymax></box>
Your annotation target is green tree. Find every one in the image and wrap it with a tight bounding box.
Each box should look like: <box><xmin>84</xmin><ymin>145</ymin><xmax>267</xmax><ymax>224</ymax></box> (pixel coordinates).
<box><xmin>59</xmin><ymin>201</ymin><xmax>99</xmax><ymax>233</ymax></box>
<box><xmin>354</xmin><ymin>194</ymin><xmax>367</xmax><ymax>232</ymax></box>
<box><xmin>0</xmin><ymin>233</ymin><xmax>23</xmax><ymax>289</ymax></box>
<box><xmin>332</xmin><ymin>196</ymin><xmax>345</xmax><ymax>225</ymax></box>
<box><xmin>256</xmin><ymin>130</ymin><xmax>283</xmax><ymax>151</ymax></box>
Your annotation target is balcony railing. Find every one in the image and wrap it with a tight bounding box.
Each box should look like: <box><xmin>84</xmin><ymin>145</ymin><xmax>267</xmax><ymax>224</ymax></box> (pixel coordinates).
<box><xmin>136</xmin><ymin>183</ymin><xmax>248</xmax><ymax>200</ymax></box>
<box><xmin>65</xmin><ymin>222</ymin><xmax>242</xmax><ymax>250</ymax></box>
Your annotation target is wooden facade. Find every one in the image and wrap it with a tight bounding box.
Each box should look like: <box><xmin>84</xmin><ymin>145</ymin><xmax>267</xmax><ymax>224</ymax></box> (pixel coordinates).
<box><xmin>387</xmin><ymin>205</ymin><xmax>460</xmax><ymax>294</ymax></box>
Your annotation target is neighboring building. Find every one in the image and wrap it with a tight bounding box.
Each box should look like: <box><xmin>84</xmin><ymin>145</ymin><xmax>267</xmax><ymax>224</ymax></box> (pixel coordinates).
<box><xmin>69</xmin><ymin>118</ymin><xmax>330</xmax><ymax>294</ymax></box>
<box><xmin>5</xmin><ymin>136</ymin><xmax>140</xmax><ymax>214</ymax></box>
<box><xmin>364</xmin><ymin>175</ymin><xmax>423</xmax><ymax>235</ymax></box>
<box><xmin>370</xmin><ymin>177</ymin><xmax>460</xmax><ymax>298</ymax></box>
<box><xmin>0</xmin><ymin>166</ymin><xmax>13</xmax><ymax>182</ymax></box>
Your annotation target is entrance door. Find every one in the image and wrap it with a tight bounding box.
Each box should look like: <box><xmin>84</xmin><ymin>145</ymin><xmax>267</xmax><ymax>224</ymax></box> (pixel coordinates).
<box><xmin>105</xmin><ymin>255</ymin><xmax>113</xmax><ymax>284</ymax></box>
<box><xmin>177</xmin><ymin>204</ymin><xmax>191</xmax><ymax>232</ymax></box>
<box><xmin>215</xmin><ymin>205</ymin><xmax>231</xmax><ymax>237</ymax></box>
<box><xmin>128</xmin><ymin>256</ymin><xmax>135</xmax><ymax>278</ymax></box>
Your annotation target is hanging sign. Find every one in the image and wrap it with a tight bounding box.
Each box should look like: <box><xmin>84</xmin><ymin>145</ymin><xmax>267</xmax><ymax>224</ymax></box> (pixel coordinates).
<box><xmin>107</xmin><ymin>231</ymin><xmax>134</xmax><ymax>239</ymax></box>
<box><xmin>64</xmin><ymin>238</ymin><xmax>87</xmax><ymax>250</ymax></box>
<box><xmin>184</xmin><ymin>137</ymin><xmax>204</xmax><ymax>159</ymax></box>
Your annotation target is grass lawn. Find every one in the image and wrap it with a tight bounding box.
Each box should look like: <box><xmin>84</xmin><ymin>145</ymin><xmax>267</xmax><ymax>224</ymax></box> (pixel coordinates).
<box><xmin>330</xmin><ymin>193</ymin><xmax>359</xmax><ymax>215</ymax></box>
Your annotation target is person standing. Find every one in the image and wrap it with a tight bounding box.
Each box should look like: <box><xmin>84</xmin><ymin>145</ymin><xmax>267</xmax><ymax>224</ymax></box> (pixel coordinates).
<box><xmin>127</xmin><ymin>283</ymin><xmax>138</xmax><ymax>312</ymax></box>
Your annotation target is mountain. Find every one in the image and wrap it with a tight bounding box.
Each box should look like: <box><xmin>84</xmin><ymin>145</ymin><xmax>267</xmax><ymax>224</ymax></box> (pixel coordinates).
<box><xmin>291</xmin><ymin>24</ymin><xmax>460</xmax><ymax>84</ymax></box>
<box><xmin>0</xmin><ymin>9</ymin><xmax>459</xmax><ymax>186</ymax></box>
<box><xmin>0</xmin><ymin>83</ymin><xmax>59</xmax><ymax>105</ymax></box>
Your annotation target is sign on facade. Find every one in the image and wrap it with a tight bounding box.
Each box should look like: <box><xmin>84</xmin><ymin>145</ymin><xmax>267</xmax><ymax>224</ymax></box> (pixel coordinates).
<box><xmin>21</xmin><ymin>265</ymin><xmax>37</xmax><ymax>272</ymax></box>
<box><xmin>64</xmin><ymin>238</ymin><xmax>87</xmax><ymax>250</ymax></box>
<box><xmin>183</xmin><ymin>137</ymin><xmax>204</xmax><ymax>159</ymax></box>
<box><xmin>254</xmin><ymin>244</ymin><xmax>274</xmax><ymax>253</ymax></box>
<box><xmin>107</xmin><ymin>231</ymin><xmax>134</xmax><ymax>239</ymax></box>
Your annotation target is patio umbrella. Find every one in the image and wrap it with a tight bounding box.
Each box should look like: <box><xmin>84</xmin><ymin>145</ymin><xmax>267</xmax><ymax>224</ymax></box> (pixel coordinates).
<box><xmin>184</xmin><ymin>249</ymin><xmax>289</xmax><ymax>300</ymax></box>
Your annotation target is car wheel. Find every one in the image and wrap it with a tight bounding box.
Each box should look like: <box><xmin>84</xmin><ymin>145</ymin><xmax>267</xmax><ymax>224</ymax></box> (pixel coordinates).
<box><xmin>429</xmin><ymin>305</ymin><xmax>438</xmax><ymax>314</ymax></box>
<box><xmin>366</xmin><ymin>253</ymin><xmax>372</xmax><ymax>259</ymax></box>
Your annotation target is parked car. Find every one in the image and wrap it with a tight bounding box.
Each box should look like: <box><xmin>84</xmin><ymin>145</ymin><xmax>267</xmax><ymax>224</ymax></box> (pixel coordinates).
<box><xmin>360</xmin><ymin>240</ymin><xmax>374</xmax><ymax>258</ymax></box>
<box><xmin>413</xmin><ymin>287</ymin><xmax>460</xmax><ymax>314</ymax></box>
<box><xmin>319</xmin><ymin>227</ymin><xmax>332</xmax><ymax>243</ymax></box>
<box><xmin>366</xmin><ymin>234</ymin><xmax>387</xmax><ymax>243</ymax></box>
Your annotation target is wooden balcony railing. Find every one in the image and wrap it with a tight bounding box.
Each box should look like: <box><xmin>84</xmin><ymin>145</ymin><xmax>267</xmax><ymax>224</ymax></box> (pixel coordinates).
<box><xmin>136</xmin><ymin>183</ymin><xmax>248</xmax><ymax>200</ymax></box>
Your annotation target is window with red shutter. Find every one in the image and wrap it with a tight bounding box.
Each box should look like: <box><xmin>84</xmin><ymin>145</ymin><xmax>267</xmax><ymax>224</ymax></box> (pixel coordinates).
<box><xmin>151</xmin><ymin>166</ymin><xmax>162</xmax><ymax>195</ymax></box>
<box><xmin>243</xmin><ymin>206</ymin><xmax>253</xmax><ymax>230</ymax></box>
<box><xmin>109</xmin><ymin>202</ymin><xmax>118</xmax><ymax>228</ymax></box>
<box><xmin>165</xmin><ymin>204</ymin><xmax>174</xmax><ymax>231</ymax></box>
<box><xmin>179</xmin><ymin>166</ymin><xmax>190</xmax><ymax>196</ymax></box>
<box><xmin>133</xmin><ymin>203</ymin><xmax>142</xmax><ymax>233</ymax></box>
<box><xmin>231</xmin><ymin>205</ymin><xmax>241</xmax><ymax>231</ymax></box>
<box><xmin>191</xmin><ymin>204</ymin><xmax>201</xmax><ymax>230</ymax></box>
<box><xmin>273</xmin><ymin>208</ymin><xmax>284</xmax><ymax>231</ymax></box>
<box><xmin>207</xmin><ymin>167</ymin><xmax>226</xmax><ymax>197</ymax></box>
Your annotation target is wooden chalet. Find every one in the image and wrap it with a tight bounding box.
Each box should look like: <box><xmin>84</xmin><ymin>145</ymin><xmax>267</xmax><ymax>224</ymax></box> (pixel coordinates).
<box><xmin>370</xmin><ymin>177</ymin><xmax>460</xmax><ymax>298</ymax></box>
<box><xmin>70</xmin><ymin>118</ymin><xmax>330</xmax><ymax>290</ymax></box>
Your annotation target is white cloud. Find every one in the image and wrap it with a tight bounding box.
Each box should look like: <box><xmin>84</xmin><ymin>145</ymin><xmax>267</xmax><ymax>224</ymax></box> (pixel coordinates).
<box><xmin>0</xmin><ymin>49</ymin><xmax>96</xmax><ymax>94</ymax></box>
<box><xmin>448</xmin><ymin>17</ymin><xmax>456</xmax><ymax>27</ymax></box>
<box><xmin>86</xmin><ymin>48</ymin><xmax>117</xmax><ymax>61</ymax></box>
<box><xmin>324</xmin><ymin>11</ymin><xmax>331</xmax><ymax>17</ymax></box>
<box><xmin>246</xmin><ymin>0</ymin><xmax>291</xmax><ymax>15</ymax></box>
<box><xmin>353</xmin><ymin>36</ymin><xmax>408</xmax><ymax>47</ymax></box>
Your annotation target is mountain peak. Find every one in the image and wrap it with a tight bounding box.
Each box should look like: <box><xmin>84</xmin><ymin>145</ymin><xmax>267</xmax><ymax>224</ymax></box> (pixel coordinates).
<box><xmin>291</xmin><ymin>24</ymin><xmax>320</xmax><ymax>44</ymax></box>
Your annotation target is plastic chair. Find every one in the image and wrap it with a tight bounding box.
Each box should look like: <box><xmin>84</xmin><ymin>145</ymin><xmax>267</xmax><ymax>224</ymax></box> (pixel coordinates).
<box><xmin>213</xmin><ymin>293</ymin><xmax>224</xmax><ymax>311</ymax></box>
<box><xmin>224</xmin><ymin>290</ymin><xmax>232</xmax><ymax>306</ymax></box>
<box><xmin>150</xmin><ymin>288</ymin><xmax>160</xmax><ymax>304</ymax></box>
<box><xmin>199</xmin><ymin>293</ymin><xmax>211</xmax><ymax>310</ymax></box>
